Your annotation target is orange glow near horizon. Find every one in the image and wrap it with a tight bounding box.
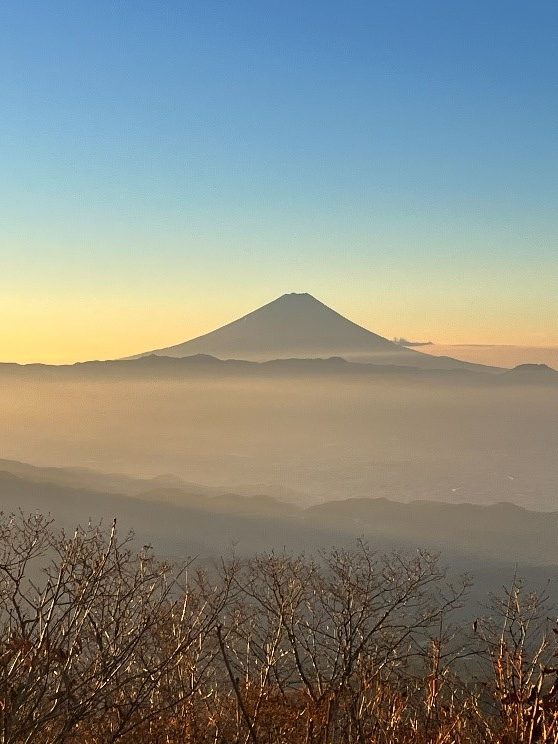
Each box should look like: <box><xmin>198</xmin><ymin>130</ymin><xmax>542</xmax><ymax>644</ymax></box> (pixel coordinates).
<box><xmin>2</xmin><ymin>289</ymin><xmax>557</xmax><ymax>366</ymax></box>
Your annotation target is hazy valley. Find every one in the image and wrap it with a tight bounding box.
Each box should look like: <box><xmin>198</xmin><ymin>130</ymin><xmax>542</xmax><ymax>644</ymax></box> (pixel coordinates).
<box><xmin>1</xmin><ymin>356</ymin><xmax>557</xmax><ymax>511</ymax></box>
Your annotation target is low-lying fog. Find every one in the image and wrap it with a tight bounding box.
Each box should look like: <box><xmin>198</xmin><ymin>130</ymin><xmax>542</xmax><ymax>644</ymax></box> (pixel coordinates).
<box><xmin>1</xmin><ymin>373</ymin><xmax>557</xmax><ymax>509</ymax></box>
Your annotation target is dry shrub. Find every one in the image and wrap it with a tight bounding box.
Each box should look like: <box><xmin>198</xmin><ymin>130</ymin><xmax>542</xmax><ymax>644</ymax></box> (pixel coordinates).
<box><xmin>0</xmin><ymin>513</ymin><xmax>557</xmax><ymax>743</ymax></box>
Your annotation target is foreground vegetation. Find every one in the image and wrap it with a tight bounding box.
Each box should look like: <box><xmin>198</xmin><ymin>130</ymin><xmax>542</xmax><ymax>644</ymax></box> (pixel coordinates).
<box><xmin>0</xmin><ymin>513</ymin><xmax>557</xmax><ymax>743</ymax></box>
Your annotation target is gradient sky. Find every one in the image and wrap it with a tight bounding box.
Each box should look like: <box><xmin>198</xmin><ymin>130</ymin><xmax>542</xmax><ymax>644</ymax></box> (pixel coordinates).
<box><xmin>1</xmin><ymin>1</ymin><xmax>557</xmax><ymax>363</ymax></box>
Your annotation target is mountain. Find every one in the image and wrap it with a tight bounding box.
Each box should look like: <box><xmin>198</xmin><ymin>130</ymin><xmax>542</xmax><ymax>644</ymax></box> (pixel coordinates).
<box><xmin>0</xmin><ymin>353</ymin><xmax>494</xmax><ymax>383</ymax></box>
<box><xmin>127</xmin><ymin>293</ymin><xmax>498</xmax><ymax>372</ymax></box>
<box><xmin>1</xmin><ymin>458</ymin><xmax>557</xmax><ymax>568</ymax></box>
<box><xmin>1</xmin><ymin>460</ymin><xmax>557</xmax><ymax>609</ymax></box>
<box><xmin>502</xmin><ymin>363</ymin><xmax>558</xmax><ymax>383</ymax></box>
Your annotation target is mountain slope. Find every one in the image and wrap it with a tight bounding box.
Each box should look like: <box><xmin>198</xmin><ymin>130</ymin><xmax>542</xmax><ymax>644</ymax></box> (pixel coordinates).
<box><xmin>502</xmin><ymin>363</ymin><xmax>558</xmax><ymax>383</ymax></box>
<box><xmin>1</xmin><ymin>459</ymin><xmax>557</xmax><ymax>565</ymax></box>
<box><xmin>128</xmin><ymin>293</ymin><xmax>498</xmax><ymax>372</ymax></box>
<box><xmin>0</xmin><ymin>353</ymin><xmax>498</xmax><ymax>382</ymax></box>
<box><xmin>1</xmin><ymin>462</ymin><xmax>557</xmax><ymax>611</ymax></box>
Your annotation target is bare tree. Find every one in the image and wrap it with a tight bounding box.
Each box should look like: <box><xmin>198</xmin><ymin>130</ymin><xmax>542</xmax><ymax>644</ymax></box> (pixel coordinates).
<box><xmin>0</xmin><ymin>514</ymin><xmax>223</xmax><ymax>744</ymax></box>
<box><xmin>1</xmin><ymin>512</ymin><xmax>556</xmax><ymax>744</ymax></box>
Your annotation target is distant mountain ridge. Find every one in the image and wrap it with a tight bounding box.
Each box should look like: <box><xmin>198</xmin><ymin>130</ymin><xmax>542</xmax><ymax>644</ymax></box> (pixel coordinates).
<box><xmin>0</xmin><ymin>352</ymin><xmax>514</xmax><ymax>381</ymax></box>
<box><xmin>126</xmin><ymin>293</ymin><xmax>500</xmax><ymax>372</ymax></box>
<box><xmin>1</xmin><ymin>459</ymin><xmax>558</xmax><ymax>601</ymax></box>
<box><xmin>3</xmin><ymin>353</ymin><xmax>557</xmax><ymax>383</ymax></box>
<box><xmin>502</xmin><ymin>363</ymin><xmax>558</xmax><ymax>382</ymax></box>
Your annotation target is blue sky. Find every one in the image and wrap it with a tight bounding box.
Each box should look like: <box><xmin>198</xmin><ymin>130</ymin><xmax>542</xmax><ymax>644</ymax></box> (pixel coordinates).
<box><xmin>1</xmin><ymin>1</ymin><xmax>557</xmax><ymax>361</ymax></box>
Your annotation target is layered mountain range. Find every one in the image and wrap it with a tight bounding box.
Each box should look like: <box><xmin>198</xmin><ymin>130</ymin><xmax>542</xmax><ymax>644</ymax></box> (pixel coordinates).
<box><xmin>1</xmin><ymin>458</ymin><xmax>556</xmax><ymax>609</ymax></box>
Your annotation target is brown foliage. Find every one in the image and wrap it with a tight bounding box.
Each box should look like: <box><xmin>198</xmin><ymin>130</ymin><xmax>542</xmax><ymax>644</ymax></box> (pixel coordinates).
<box><xmin>0</xmin><ymin>513</ymin><xmax>557</xmax><ymax>743</ymax></box>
